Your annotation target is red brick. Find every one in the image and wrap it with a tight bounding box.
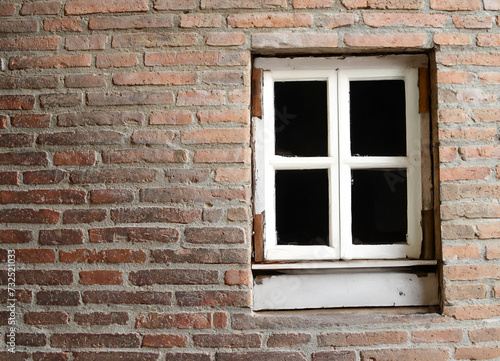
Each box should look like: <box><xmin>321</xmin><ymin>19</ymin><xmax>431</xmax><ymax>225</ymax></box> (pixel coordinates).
<box><xmin>65</xmin><ymin>74</ymin><xmax>106</xmax><ymax>88</ymax></box>
<box><xmin>39</xmin><ymin>130</ymin><xmax>123</xmax><ymax>145</ymax></box>
<box><xmin>312</xmin><ymin>351</ymin><xmax>355</xmax><ymax>361</ymax></box>
<box><xmin>181</xmin><ymin>14</ymin><xmax>223</xmax><ymax>27</ymax></box>
<box><xmin>203</xmin><ymin>209</ymin><xmax>223</xmax><ymax>223</ymax></box>
<box><xmin>253</xmin><ymin>33</ymin><xmax>338</xmax><ymax>49</ymax></box>
<box><xmin>439</xmin><ymin>128</ymin><xmax>497</xmax><ymax>141</ymax></box>
<box><xmin>440</xmin><ymin>166</ymin><xmax>491</xmax><ymax>181</ymax></box>
<box><xmin>80</xmin><ymin>271</ymin><xmax>123</xmax><ymax>285</ymax></box>
<box><xmin>89</xmin><ymin>14</ymin><xmax>173</xmax><ymax>30</ymax></box>
<box><xmin>23</xmin><ymin>169</ymin><xmax>66</xmax><ymax>184</ymax></box>
<box><xmin>479</xmin><ymin>73</ymin><xmax>500</xmax><ymax>83</ymax></box>
<box><xmin>412</xmin><ymin>329</ymin><xmax>463</xmax><ymax>343</ymax></box>
<box><xmin>65</xmin><ymin>35</ymin><xmax>107</xmax><ymax>50</ymax></box>
<box><xmin>44</xmin><ymin>18</ymin><xmax>82</xmax><ymax>32</ymax></box>
<box><xmin>33</xmin><ymin>353</ymin><xmax>70</xmax><ymax>361</ymax></box>
<box><xmin>458</xmin><ymin>88</ymin><xmax>497</xmax><ymax>103</ymax></box>
<box><xmin>150</xmin><ymin>110</ymin><xmax>193</xmax><ymax>125</ymax></box>
<box><xmin>217</xmin><ymin>352</ymin><xmax>306</xmax><ymax>361</ymax></box>
<box><xmin>438</xmin><ymin>52</ymin><xmax>500</xmax><ymax>66</ymax></box>
<box><xmin>442</xmin><ymin>244</ymin><xmax>481</xmax><ymax>259</ymax></box>
<box><xmin>0</xmin><ymin>152</ymin><xmax>48</xmax><ymax>166</ymax></box>
<box><xmin>294</xmin><ymin>0</ymin><xmax>334</xmax><ymax>7</ymax></box>
<box><xmin>0</xmin><ymin>208</ymin><xmax>59</xmax><ymax>224</ymax></box>
<box><xmin>75</xmin><ymin>312</ymin><xmax>129</xmax><ymax>326</ymax></box>
<box><xmin>111</xmin><ymin>207</ymin><xmax>201</xmax><ymax>224</ymax></box>
<box><xmin>444</xmin><ymin>264</ymin><xmax>500</xmax><ymax>281</ymax></box>
<box><xmin>73</xmin><ymin>352</ymin><xmax>159</xmax><ymax>361</ymax></box>
<box><xmin>102</xmin><ymin>149</ymin><xmax>187</xmax><ymax>164</ymax></box>
<box><xmin>454</xmin><ymin>347</ymin><xmax>500</xmax><ymax>360</ymax></box>
<box><xmin>90</xmin><ymin>189</ymin><xmax>134</xmax><ymax>204</ymax></box>
<box><xmin>9</xmin><ymin>270</ymin><xmax>70</xmax><ymax>286</ymax></box>
<box><xmin>342</xmin><ymin>0</ymin><xmax>424</xmax><ymax>9</ymax></box>
<box><xmin>484</xmin><ymin>0</ymin><xmax>500</xmax><ymax>8</ymax></box>
<box><xmin>165</xmin><ymin>169</ymin><xmax>210</xmax><ymax>183</ymax></box>
<box><xmin>205</xmin><ymin>32</ymin><xmax>247</xmax><ymax>46</ymax></box>
<box><xmin>344</xmin><ymin>33</ymin><xmax>427</xmax><ymax>47</ymax></box>
<box><xmin>131</xmin><ymin>130</ymin><xmax>175</xmax><ymax>145</ymax></box>
<box><xmin>65</xmin><ymin>0</ymin><xmax>149</xmax><ymax>15</ymax></box>
<box><xmin>60</xmin><ymin>249</ymin><xmax>146</xmax><ymax>263</ymax></box>
<box><xmin>0</xmin><ymin>230</ymin><xmax>33</xmax><ymax>244</ymax></box>
<box><xmin>441</xmin><ymin>202</ymin><xmax>500</xmax><ymax>219</ymax></box>
<box><xmin>112</xmin><ymin>32</ymin><xmax>196</xmax><ymax>48</ymax></box>
<box><xmin>441</xmin><ymin>223</ymin><xmax>476</xmax><ymax>240</ymax></box>
<box><xmin>0</xmin><ymin>3</ymin><xmax>16</xmax><ymax>16</ymax></box>
<box><xmin>0</xmin><ymin>171</ymin><xmax>18</xmax><ymax>185</ymax></box>
<box><xmin>145</xmin><ymin>50</ymin><xmax>249</xmax><ymax>66</ymax></box>
<box><xmin>0</xmin><ymin>133</ymin><xmax>34</xmax><ymax>148</ymax></box>
<box><xmin>473</xmin><ymin>108</ymin><xmax>500</xmax><ymax>122</ymax></box>
<box><xmin>151</xmin><ymin>248</ymin><xmax>247</xmax><ymax>264</ymax></box>
<box><xmin>176</xmin><ymin>291</ymin><xmax>250</xmax><ymax>307</ymax></box>
<box><xmin>135</xmin><ymin>312</ymin><xmax>212</xmax><ymax>329</ymax></box>
<box><xmin>0</xmin><ymin>20</ymin><xmax>38</xmax><ymax>33</ymax></box>
<box><xmin>459</xmin><ymin>145</ymin><xmax>500</xmax><ymax>159</ymax></box>
<box><xmin>430</xmin><ymin>0</ymin><xmax>480</xmax><ymax>10</ymax></box>
<box><xmin>434</xmin><ymin>33</ymin><xmax>471</xmax><ymax>45</ymax></box>
<box><xmin>51</xmin><ymin>333</ymin><xmax>141</xmax><ymax>348</ymax></box>
<box><xmin>87</xmin><ymin>91</ymin><xmax>174</xmax><ymax>106</ymax></box>
<box><xmin>438</xmin><ymin>108</ymin><xmax>468</xmax><ymax>123</ymax></box>
<box><xmin>453</xmin><ymin>15</ymin><xmax>492</xmax><ymax>28</ymax></box>
<box><xmin>477</xmin><ymin>222</ymin><xmax>500</xmax><ymax>239</ymax></box>
<box><xmin>439</xmin><ymin>146</ymin><xmax>457</xmax><ymax>162</ymax></box>
<box><xmin>70</xmin><ymin>168</ymin><xmax>157</xmax><ymax>184</ymax></box>
<box><xmin>114</xmin><ymin>71</ymin><xmax>196</xmax><ymax>86</ymax></box>
<box><xmin>318</xmin><ymin>13</ymin><xmax>359</xmax><ymax>28</ymax></box>
<box><xmin>194</xmin><ymin>333</ymin><xmax>261</xmax><ymax>348</ymax></box>
<box><xmin>20</xmin><ymin>1</ymin><xmax>61</xmax><ymax>15</ymax></box>
<box><xmin>15</xmin><ymin>249</ymin><xmax>55</xmax><ymax>263</ymax></box>
<box><xmin>25</xmin><ymin>311</ymin><xmax>69</xmax><ymax>325</ymax></box>
<box><xmin>0</xmin><ymin>95</ymin><xmax>35</xmax><ymax>110</ymax></box>
<box><xmin>165</xmin><ymin>354</ymin><xmax>210</xmax><ymax>361</ymax></box>
<box><xmin>477</xmin><ymin>34</ymin><xmax>500</xmax><ymax>47</ymax></box>
<box><xmin>9</xmin><ymin>54</ymin><xmax>91</xmax><ymax>70</ymax></box>
<box><xmin>63</xmin><ymin>209</ymin><xmax>106</xmax><ymax>224</ymax></box>
<box><xmin>319</xmin><ymin>331</ymin><xmax>408</xmax><ymax>347</ymax></box>
<box><xmin>363</xmin><ymin>13</ymin><xmax>446</xmax><ymax>27</ymax></box>
<box><xmin>445</xmin><ymin>305</ymin><xmax>500</xmax><ymax>320</ymax></box>
<box><xmin>1</xmin><ymin>190</ymin><xmax>84</xmax><ymax>204</ymax></box>
<box><xmin>11</xmin><ymin>333</ymin><xmax>47</xmax><ymax>347</ymax></box>
<box><xmin>225</xmin><ymin>270</ymin><xmax>251</xmax><ymax>285</ymax></box>
<box><xmin>58</xmin><ymin>111</ymin><xmax>144</xmax><ymax>126</ymax></box>
<box><xmin>177</xmin><ymin>90</ymin><xmax>225</xmax><ymax>106</ymax></box>
<box><xmin>438</xmin><ymin>71</ymin><xmax>473</xmax><ymax>84</ymax></box>
<box><xmin>39</xmin><ymin>229</ymin><xmax>84</xmax><ymax>245</ymax></box>
<box><xmin>0</xmin><ymin>115</ymin><xmax>6</xmax><ymax>129</ymax></box>
<box><xmin>487</xmin><ymin>245</ymin><xmax>500</xmax><ymax>259</ymax></box>
<box><xmin>181</xmin><ymin>129</ymin><xmax>249</xmax><ymax>144</ymax></box>
<box><xmin>89</xmin><ymin>227</ymin><xmax>179</xmax><ymax>243</ymax></box>
<box><xmin>142</xmin><ymin>334</ymin><xmax>187</xmax><ymax>348</ymax></box>
<box><xmin>11</xmin><ymin>114</ymin><xmax>51</xmax><ymax>128</ymax></box>
<box><xmin>227</xmin><ymin>207</ymin><xmax>250</xmax><ymax>222</ymax></box>
<box><xmin>83</xmin><ymin>291</ymin><xmax>171</xmax><ymax>305</ymax></box>
<box><xmin>0</xmin><ymin>352</ymin><xmax>29</xmax><ymax>361</ymax></box>
<box><xmin>40</xmin><ymin>93</ymin><xmax>82</xmax><ymax>108</ymax></box>
<box><xmin>360</xmin><ymin>348</ymin><xmax>450</xmax><ymax>361</ymax></box>
<box><xmin>0</xmin><ymin>37</ymin><xmax>59</xmax><ymax>51</ymax></box>
<box><xmin>154</xmin><ymin>0</ymin><xmax>197</xmax><ymax>10</ymax></box>
<box><xmin>96</xmin><ymin>53</ymin><xmax>138</xmax><ymax>68</ymax></box>
<box><xmin>194</xmin><ymin>148</ymin><xmax>251</xmax><ymax>163</ymax></box>
<box><xmin>469</xmin><ymin>327</ymin><xmax>500</xmax><ymax>342</ymax></box>
<box><xmin>185</xmin><ymin>227</ymin><xmax>245</xmax><ymax>244</ymax></box>
<box><xmin>445</xmin><ymin>284</ymin><xmax>487</xmax><ymax>301</ymax></box>
<box><xmin>228</xmin><ymin>13</ymin><xmax>312</xmax><ymax>28</ymax></box>
<box><xmin>202</xmin><ymin>0</ymin><xmax>287</xmax><ymax>8</ymax></box>
<box><xmin>37</xmin><ymin>291</ymin><xmax>80</xmax><ymax>306</ymax></box>
<box><xmin>54</xmin><ymin>150</ymin><xmax>97</xmax><ymax>165</ymax></box>
<box><xmin>202</xmin><ymin>71</ymin><xmax>245</xmax><ymax>85</ymax></box>
<box><xmin>130</xmin><ymin>269</ymin><xmax>218</xmax><ymax>286</ymax></box>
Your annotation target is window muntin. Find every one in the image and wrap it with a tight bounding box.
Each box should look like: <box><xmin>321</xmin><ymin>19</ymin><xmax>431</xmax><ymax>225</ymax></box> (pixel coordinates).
<box><xmin>255</xmin><ymin>56</ymin><xmax>425</xmax><ymax>262</ymax></box>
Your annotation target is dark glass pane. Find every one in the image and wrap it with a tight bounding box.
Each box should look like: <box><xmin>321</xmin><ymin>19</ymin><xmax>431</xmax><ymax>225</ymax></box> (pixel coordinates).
<box><xmin>350</xmin><ymin>80</ymin><xmax>406</xmax><ymax>156</ymax></box>
<box><xmin>351</xmin><ymin>169</ymin><xmax>407</xmax><ymax>245</ymax></box>
<box><xmin>274</xmin><ymin>81</ymin><xmax>328</xmax><ymax>157</ymax></box>
<box><xmin>275</xmin><ymin>169</ymin><xmax>329</xmax><ymax>246</ymax></box>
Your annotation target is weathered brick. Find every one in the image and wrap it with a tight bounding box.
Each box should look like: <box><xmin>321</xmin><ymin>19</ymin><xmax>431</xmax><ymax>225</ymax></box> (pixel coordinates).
<box><xmin>25</xmin><ymin>312</ymin><xmax>69</xmax><ymax>325</ymax></box>
<box><xmin>11</xmin><ymin>333</ymin><xmax>47</xmax><ymax>347</ymax></box>
<box><xmin>39</xmin><ymin>130</ymin><xmax>123</xmax><ymax>145</ymax></box>
<box><xmin>65</xmin><ymin>35</ymin><xmax>107</xmax><ymax>51</ymax></box>
<box><xmin>445</xmin><ymin>284</ymin><xmax>487</xmax><ymax>301</ymax></box>
<box><xmin>439</xmin><ymin>146</ymin><xmax>458</xmax><ymax>162</ymax></box>
<box><xmin>80</xmin><ymin>270</ymin><xmax>123</xmax><ymax>285</ymax></box>
<box><xmin>253</xmin><ymin>33</ymin><xmax>337</xmax><ymax>49</ymax></box>
<box><xmin>65</xmin><ymin>0</ymin><xmax>149</xmax><ymax>15</ymax></box>
<box><xmin>444</xmin><ymin>264</ymin><xmax>500</xmax><ymax>281</ymax></box>
<box><xmin>441</xmin><ymin>223</ymin><xmax>476</xmax><ymax>239</ymax></box>
<box><xmin>83</xmin><ymin>291</ymin><xmax>171</xmax><ymax>305</ymax></box>
<box><xmin>224</xmin><ymin>270</ymin><xmax>251</xmax><ymax>286</ymax></box>
<box><xmin>102</xmin><ymin>149</ymin><xmax>187</xmax><ymax>164</ymax></box>
<box><xmin>37</xmin><ymin>291</ymin><xmax>80</xmax><ymax>306</ymax></box>
<box><xmin>312</xmin><ymin>351</ymin><xmax>356</xmax><ymax>361</ymax></box>
<box><xmin>473</xmin><ymin>108</ymin><xmax>500</xmax><ymax>122</ymax></box>
<box><xmin>477</xmin><ymin>222</ymin><xmax>500</xmax><ymax>239</ymax></box>
<box><xmin>70</xmin><ymin>168</ymin><xmax>157</xmax><ymax>184</ymax></box>
<box><xmin>469</xmin><ymin>327</ymin><xmax>500</xmax><ymax>342</ymax></box>
<box><xmin>479</xmin><ymin>72</ymin><xmax>500</xmax><ymax>83</ymax></box>
<box><xmin>23</xmin><ymin>170</ymin><xmax>66</xmax><ymax>185</ymax></box>
<box><xmin>194</xmin><ymin>148</ymin><xmax>251</xmax><ymax>163</ymax></box>
<box><xmin>111</xmin><ymin>207</ymin><xmax>201</xmax><ymax>224</ymax></box>
<box><xmin>165</xmin><ymin>169</ymin><xmax>211</xmax><ymax>183</ymax></box>
<box><xmin>185</xmin><ymin>227</ymin><xmax>246</xmax><ymax>244</ymax></box>
<box><xmin>0</xmin><ymin>230</ymin><xmax>33</xmax><ymax>244</ymax></box>
<box><xmin>202</xmin><ymin>0</ymin><xmax>287</xmax><ymax>8</ymax></box>
<box><xmin>0</xmin><ymin>37</ymin><xmax>59</xmax><ymax>51</ymax></box>
<box><xmin>343</xmin><ymin>0</ymin><xmax>424</xmax><ymax>9</ymax></box>
<box><xmin>150</xmin><ymin>110</ymin><xmax>193</xmax><ymax>125</ymax></box>
<box><xmin>131</xmin><ymin>130</ymin><xmax>175</xmax><ymax>145</ymax></box>
<box><xmin>177</xmin><ymin>90</ymin><xmax>225</xmax><ymax>106</ymax></box>
<box><xmin>145</xmin><ymin>50</ymin><xmax>249</xmax><ymax>66</ymax></box>
<box><xmin>135</xmin><ymin>312</ymin><xmax>212</xmax><ymax>329</ymax></box>
<box><xmin>89</xmin><ymin>227</ymin><xmax>179</xmax><ymax>243</ymax></box>
<box><xmin>227</xmin><ymin>207</ymin><xmax>250</xmax><ymax>222</ymax></box>
<box><xmin>87</xmin><ymin>91</ymin><xmax>174</xmax><ymax>106</ymax></box>
<box><xmin>438</xmin><ymin>71</ymin><xmax>473</xmax><ymax>84</ymax></box>
<box><xmin>440</xmin><ymin>128</ymin><xmax>497</xmax><ymax>141</ymax></box>
<box><xmin>154</xmin><ymin>0</ymin><xmax>197</xmax><ymax>10</ymax></box>
<box><xmin>0</xmin><ymin>171</ymin><xmax>18</xmax><ymax>185</ymax></box>
<box><xmin>0</xmin><ymin>133</ymin><xmax>34</xmax><ymax>148</ymax></box>
<box><xmin>203</xmin><ymin>208</ymin><xmax>223</xmax><ymax>223</ymax></box>
<box><xmin>11</xmin><ymin>114</ymin><xmax>51</xmax><ymax>128</ymax></box>
<box><xmin>454</xmin><ymin>347</ymin><xmax>500</xmax><ymax>359</ymax></box>
<box><xmin>344</xmin><ymin>33</ymin><xmax>427</xmax><ymax>47</ymax></box>
<box><xmin>112</xmin><ymin>33</ymin><xmax>197</xmax><ymax>48</ymax></box>
<box><xmin>176</xmin><ymin>291</ymin><xmax>251</xmax><ymax>307</ymax></box>
<box><xmin>430</xmin><ymin>0</ymin><xmax>480</xmax><ymax>10</ymax></box>
<box><xmin>453</xmin><ymin>15</ymin><xmax>492</xmax><ymax>28</ymax></box>
<box><xmin>444</xmin><ymin>305</ymin><xmax>500</xmax><ymax>320</ymax></box>
<box><xmin>40</xmin><ymin>93</ymin><xmax>82</xmax><ymax>108</ymax></box>
<box><xmin>165</xmin><ymin>354</ymin><xmax>210</xmax><ymax>361</ymax></box>
<box><xmin>65</xmin><ymin>74</ymin><xmax>106</xmax><ymax>88</ymax></box>
<box><xmin>318</xmin><ymin>13</ymin><xmax>359</xmax><ymax>28</ymax></box>
<box><xmin>363</xmin><ymin>13</ymin><xmax>447</xmax><ymax>27</ymax></box>
<box><xmin>44</xmin><ymin>18</ymin><xmax>82</xmax><ymax>32</ymax></box>
<box><xmin>20</xmin><ymin>1</ymin><xmax>61</xmax><ymax>15</ymax></box>
<box><xmin>484</xmin><ymin>0</ymin><xmax>500</xmax><ymax>8</ymax></box>
<box><xmin>90</xmin><ymin>15</ymin><xmax>174</xmax><ymax>30</ymax></box>
<box><xmin>0</xmin><ymin>20</ymin><xmax>38</xmax><ymax>33</ymax></box>
<box><xmin>75</xmin><ymin>312</ymin><xmax>129</xmax><ymax>326</ymax></box>
<box><xmin>60</xmin><ymin>249</ymin><xmax>147</xmax><ymax>263</ymax></box>
<box><xmin>438</xmin><ymin>108</ymin><xmax>468</xmax><ymax>123</ymax></box>
<box><xmin>228</xmin><ymin>13</ymin><xmax>313</xmax><ymax>28</ymax></box>
<box><xmin>9</xmin><ymin>54</ymin><xmax>91</xmax><ymax>70</ymax></box>
<box><xmin>0</xmin><ymin>152</ymin><xmax>48</xmax><ymax>166</ymax></box>
<box><xmin>442</xmin><ymin>244</ymin><xmax>481</xmax><ymax>259</ymax></box>
<box><xmin>0</xmin><ymin>208</ymin><xmax>59</xmax><ymax>224</ymax></box>
<box><xmin>487</xmin><ymin>245</ymin><xmax>500</xmax><ymax>259</ymax></box>
<box><xmin>441</xmin><ymin>202</ymin><xmax>500</xmax><ymax>219</ymax></box>
<box><xmin>1</xmin><ymin>190</ymin><xmax>84</xmax><ymax>204</ymax></box>
<box><xmin>58</xmin><ymin>111</ymin><xmax>144</xmax><ymax>126</ymax></box>
<box><xmin>434</xmin><ymin>33</ymin><xmax>471</xmax><ymax>45</ymax></box>
<box><xmin>54</xmin><ymin>150</ymin><xmax>97</xmax><ymax>165</ymax></box>
<box><xmin>440</xmin><ymin>166</ymin><xmax>491</xmax><ymax>181</ymax></box>
<box><xmin>90</xmin><ymin>189</ymin><xmax>134</xmax><ymax>204</ymax></box>
<box><xmin>319</xmin><ymin>331</ymin><xmax>408</xmax><ymax>347</ymax></box>
<box><xmin>114</xmin><ymin>71</ymin><xmax>196</xmax><ymax>86</ymax></box>
<box><xmin>96</xmin><ymin>53</ymin><xmax>139</xmax><ymax>68</ymax></box>
<box><xmin>72</xmin><ymin>352</ymin><xmax>159</xmax><ymax>361</ymax></box>
<box><xmin>15</xmin><ymin>249</ymin><xmax>55</xmax><ymax>263</ymax></box>
<box><xmin>142</xmin><ymin>334</ymin><xmax>187</xmax><ymax>348</ymax></box>
<box><xmin>39</xmin><ymin>229</ymin><xmax>84</xmax><ymax>245</ymax></box>
<box><xmin>63</xmin><ymin>209</ymin><xmax>107</xmax><ymax>224</ymax></box>
<box><xmin>152</xmin><ymin>248</ymin><xmax>247</xmax><ymax>264</ymax></box>
<box><xmin>0</xmin><ymin>3</ymin><xmax>16</xmax><ymax>16</ymax></box>
<box><xmin>412</xmin><ymin>329</ymin><xmax>463</xmax><ymax>343</ymax></box>
<box><xmin>194</xmin><ymin>333</ymin><xmax>262</xmax><ymax>348</ymax></box>
<box><xmin>33</xmin><ymin>353</ymin><xmax>70</xmax><ymax>361</ymax></box>
<box><xmin>0</xmin><ymin>352</ymin><xmax>29</xmax><ymax>361</ymax></box>
<box><xmin>51</xmin><ymin>333</ymin><xmax>141</xmax><ymax>348</ymax></box>
<box><xmin>0</xmin><ymin>95</ymin><xmax>35</xmax><ymax>110</ymax></box>
<box><xmin>182</xmin><ymin>128</ymin><xmax>249</xmax><ymax>144</ymax></box>
<box><xmin>205</xmin><ymin>32</ymin><xmax>247</xmax><ymax>46</ymax></box>
<box><xmin>360</xmin><ymin>348</ymin><xmax>450</xmax><ymax>361</ymax></box>
<box><xmin>181</xmin><ymin>14</ymin><xmax>223</xmax><ymax>27</ymax></box>
<box><xmin>294</xmin><ymin>0</ymin><xmax>334</xmax><ymax>7</ymax></box>
<box><xmin>0</xmin><ymin>115</ymin><xmax>6</xmax><ymax>129</ymax></box>
<box><xmin>130</xmin><ymin>269</ymin><xmax>218</xmax><ymax>286</ymax></box>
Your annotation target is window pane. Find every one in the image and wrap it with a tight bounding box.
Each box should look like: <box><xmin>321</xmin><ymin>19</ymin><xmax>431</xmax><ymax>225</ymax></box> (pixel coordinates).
<box><xmin>351</xmin><ymin>169</ymin><xmax>407</xmax><ymax>245</ymax></box>
<box><xmin>275</xmin><ymin>169</ymin><xmax>329</xmax><ymax>246</ymax></box>
<box><xmin>350</xmin><ymin>80</ymin><xmax>406</xmax><ymax>156</ymax></box>
<box><xmin>274</xmin><ymin>81</ymin><xmax>328</xmax><ymax>157</ymax></box>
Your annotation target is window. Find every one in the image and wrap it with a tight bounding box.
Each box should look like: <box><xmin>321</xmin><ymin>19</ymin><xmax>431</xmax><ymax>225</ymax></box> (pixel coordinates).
<box><xmin>252</xmin><ymin>55</ymin><xmax>439</xmax><ymax>310</ymax></box>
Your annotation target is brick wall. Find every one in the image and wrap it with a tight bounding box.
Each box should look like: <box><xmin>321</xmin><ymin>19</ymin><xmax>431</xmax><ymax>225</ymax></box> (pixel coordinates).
<box><xmin>0</xmin><ymin>0</ymin><xmax>499</xmax><ymax>360</ymax></box>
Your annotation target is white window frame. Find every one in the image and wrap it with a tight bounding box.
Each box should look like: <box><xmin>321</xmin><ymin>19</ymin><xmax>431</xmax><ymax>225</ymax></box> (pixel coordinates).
<box><xmin>254</xmin><ymin>55</ymin><xmax>427</xmax><ymax>262</ymax></box>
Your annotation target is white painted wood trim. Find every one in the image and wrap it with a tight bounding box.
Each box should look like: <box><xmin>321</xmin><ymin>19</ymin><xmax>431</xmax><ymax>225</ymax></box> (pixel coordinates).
<box><xmin>252</xmin><ymin>259</ymin><xmax>438</xmax><ymax>270</ymax></box>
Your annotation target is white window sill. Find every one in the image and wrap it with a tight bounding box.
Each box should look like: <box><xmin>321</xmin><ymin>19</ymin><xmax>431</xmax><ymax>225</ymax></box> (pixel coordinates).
<box><xmin>252</xmin><ymin>259</ymin><xmax>437</xmax><ymax>271</ymax></box>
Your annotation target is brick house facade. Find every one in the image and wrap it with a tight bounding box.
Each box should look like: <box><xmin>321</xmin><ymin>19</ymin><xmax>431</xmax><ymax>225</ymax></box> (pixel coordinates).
<box><xmin>0</xmin><ymin>0</ymin><xmax>499</xmax><ymax>360</ymax></box>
